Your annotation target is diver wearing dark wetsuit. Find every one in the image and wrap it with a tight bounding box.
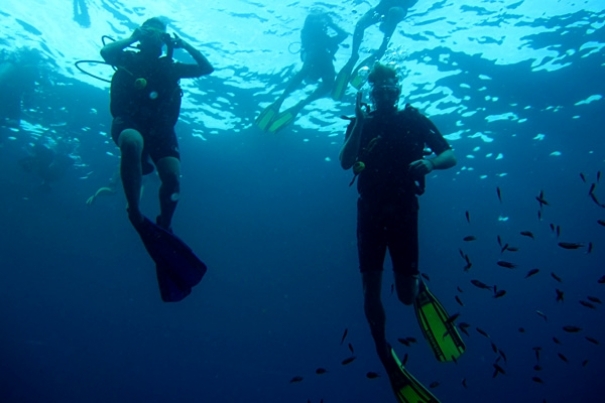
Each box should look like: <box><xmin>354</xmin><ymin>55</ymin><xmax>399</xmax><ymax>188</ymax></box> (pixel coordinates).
<box><xmin>100</xmin><ymin>17</ymin><xmax>213</xmax><ymax>230</ymax></box>
<box><xmin>339</xmin><ymin>63</ymin><xmax>456</xmax><ymax>382</ymax></box>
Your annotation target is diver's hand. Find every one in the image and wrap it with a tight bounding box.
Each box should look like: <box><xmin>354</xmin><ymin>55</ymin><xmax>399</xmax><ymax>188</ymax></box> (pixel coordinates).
<box><xmin>409</xmin><ymin>159</ymin><xmax>434</xmax><ymax>176</ymax></box>
<box><xmin>355</xmin><ymin>92</ymin><xmax>367</xmax><ymax>123</ymax></box>
<box><xmin>170</xmin><ymin>33</ymin><xmax>185</xmax><ymax>49</ymax></box>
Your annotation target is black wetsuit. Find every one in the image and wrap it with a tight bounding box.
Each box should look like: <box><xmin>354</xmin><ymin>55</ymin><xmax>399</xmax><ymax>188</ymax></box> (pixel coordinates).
<box><xmin>109</xmin><ymin>51</ymin><xmax>199</xmax><ymax>164</ymax></box>
<box><xmin>344</xmin><ymin>105</ymin><xmax>450</xmax><ymax>275</ymax></box>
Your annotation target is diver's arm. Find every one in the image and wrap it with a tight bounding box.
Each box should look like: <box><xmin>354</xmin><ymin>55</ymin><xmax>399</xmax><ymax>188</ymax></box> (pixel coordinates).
<box><xmin>340</xmin><ymin>92</ymin><xmax>365</xmax><ymax>170</ymax></box>
<box><xmin>328</xmin><ymin>21</ymin><xmax>348</xmax><ymax>44</ymax></box>
<box><xmin>173</xmin><ymin>35</ymin><xmax>214</xmax><ymax>77</ymax></box>
<box><xmin>100</xmin><ymin>30</ymin><xmax>140</xmax><ymax>64</ymax></box>
<box><xmin>429</xmin><ymin>148</ymin><xmax>456</xmax><ymax>170</ymax></box>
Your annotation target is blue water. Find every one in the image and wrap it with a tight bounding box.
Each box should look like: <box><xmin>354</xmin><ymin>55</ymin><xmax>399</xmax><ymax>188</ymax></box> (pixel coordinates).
<box><xmin>1</xmin><ymin>1</ymin><xmax>604</xmax><ymax>402</ymax></box>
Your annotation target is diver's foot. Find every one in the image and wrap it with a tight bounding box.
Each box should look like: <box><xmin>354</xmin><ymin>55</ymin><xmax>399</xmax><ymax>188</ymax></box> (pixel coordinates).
<box><xmin>127</xmin><ymin>208</ymin><xmax>144</xmax><ymax>228</ymax></box>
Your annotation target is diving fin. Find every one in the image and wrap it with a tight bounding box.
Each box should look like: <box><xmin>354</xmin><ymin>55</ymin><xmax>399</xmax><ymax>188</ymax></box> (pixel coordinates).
<box><xmin>389</xmin><ymin>348</ymin><xmax>441</xmax><ymax>403</ymax></box>
<box><xmin>255</xmin><ymin>103</ymin><xmax>281</xmax><ymax>131</ymax></box>
<box><xmin>349</xmin><ymin>55</ymin><xmax>377</xmax><ymax>90</ymax></box>
<box><xmin>414</xmin><ymin>280</ymin><xmax>466</xmax><ymax>362</ymax></box>
<box><xmin>267</xmin><ymin>106</ymin><xmax>299</xmax><ymax>133</ymax></box>
<box><xmin>131</xmin><ymin>216</ymin><xmax>207</xmax><ymax>302</ymax></box>
<box><xmin>331</xmin><ymin>60</ymin><xmax>356</xmax><ymax>100</ymax></box>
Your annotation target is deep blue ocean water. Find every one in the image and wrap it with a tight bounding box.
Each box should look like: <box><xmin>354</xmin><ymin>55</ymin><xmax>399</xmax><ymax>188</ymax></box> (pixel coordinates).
<box><xmin>1</xmin><ymin>1</ymin><xmax>604</xmax><ymax>402</ymax></box>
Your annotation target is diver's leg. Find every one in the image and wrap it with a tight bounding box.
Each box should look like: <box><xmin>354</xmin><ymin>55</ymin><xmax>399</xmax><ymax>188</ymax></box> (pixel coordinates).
<box><xmin>350</xmin><ymin>9</ymin><xmax>380</xmax><ymax>64</ymax></box>
<box><xmin>374</xmin><ymin>7</ymin><xmax>406</xmax><ymax>60</ymax></box>
<box><xmin>389</xmin><ymin>203</ymin><xmax>420</xmax><ymax>305</ymax></box>
<box><xmin>155</xmin><ymin>156</ymin><xmax>181</xmax><ymax>230</ymax></box>
<box><xmin>275</xmin><ymin>67</ymin><xmax>308</xmax><ymax>107</ymax></box>
<box><xmin>117</xmin><ymin>128</ymin><xmax>144</xmax><ymax>224</ymax></box>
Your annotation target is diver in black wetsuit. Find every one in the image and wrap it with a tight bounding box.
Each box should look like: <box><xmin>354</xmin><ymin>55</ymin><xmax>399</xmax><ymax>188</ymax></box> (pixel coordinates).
<box><xmin>339</xmin><ymin>63</ymin><xmax>456</xmax><ymax>388</ymax></box>
<box><xmin>100</xmin><ymin>17</ymin><xmax>214</xmax><ymax>230</ymax></box>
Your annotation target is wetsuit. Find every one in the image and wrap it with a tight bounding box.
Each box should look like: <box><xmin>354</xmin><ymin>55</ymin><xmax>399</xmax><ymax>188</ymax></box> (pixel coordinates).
<box><xmin>109</xmin><ymin>51</ymin><xmax>200</xmax><ymax>166</ymax></box>
<box><xmin>344</xmin><ymin>105</ymin><xmax>450</xmax><ymax>275</ymax></box>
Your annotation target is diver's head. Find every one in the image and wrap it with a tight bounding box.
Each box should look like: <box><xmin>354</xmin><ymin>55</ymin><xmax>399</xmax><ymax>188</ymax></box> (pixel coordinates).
<box><xmin>368</xmin><ymin>62</ymin><xmax>401</xmax><ymax>112</ymax></box>
<box><xmin>138</xmin><ymin>17</ymin><xmax>168</xmax><ymax>57</ymax></box>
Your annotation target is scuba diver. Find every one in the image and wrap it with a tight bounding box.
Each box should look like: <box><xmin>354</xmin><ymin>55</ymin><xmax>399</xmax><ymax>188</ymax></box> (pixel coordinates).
<box><xmin>0</xmin><ymin>48</ymin><xmax>44</xmax><ymax>127</ymax></box>
<box><xmin>255</xmin><ymin>10</ymin><xmax>347</xmax><ymax>133</ymax></box>
<box><xmin>18</xmin><ymin>137</ymin><xmax>75</xmax><ymax>192</ymax></box>
<box><xmin>339</xmin><ymin>63</ymin><xmax>462</xmax><ymax>403</ymax></box>
<box><xmin>332</xmin><ymin>0</ymin><xmax>418</xmax><ymax>100</ymax></box>
<box><xmin>100</xmin><ymin>17</ymin><xmax>213</xmax><ymax>302</ymax></box>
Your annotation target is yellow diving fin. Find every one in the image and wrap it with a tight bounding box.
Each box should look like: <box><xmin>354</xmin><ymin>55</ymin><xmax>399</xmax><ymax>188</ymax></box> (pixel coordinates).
<box><xmin>255</xmin><ymin>103</ymin><xmax>280</xmax><ymax>131</ymax></box>
<box><xmin>389</xmin><ymin>348</ymin><xmax>441</xmax><ymax>403</ymax></box>
<box><xmin>414</xmin><ymin>280</ymin><xmax>466</xmax><ymax>362</ymax></box>
<box><xmin>267</xmin><ymin>106</ymin><xmax>299</xmax><ymax>133</ymax></box>
<box><xmin>331</xmin><ymin>61</ymin><xmax>356</xmax><ymax>100</ymax></box>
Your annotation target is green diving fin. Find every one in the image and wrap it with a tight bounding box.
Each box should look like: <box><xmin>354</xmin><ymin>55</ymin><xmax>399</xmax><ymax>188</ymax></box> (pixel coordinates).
<box><xmin>331</xmin><ymin>61</ymin><xmax>355</xmax><ymax>100</ymax></box>
<box><xmin>389</xmin><ymin>348</ymin><xmax>441</xmax><ymax>403</ymax></box>
<box><xmin>255</xmin><ymin>103</ymin><xmax>280</xmax><ymax>131</ymax></box>
<box><xmin>349</xmin><ymin>56</ymin><xmax>377</xmax><ymax>90</ymax></box>
<box><xmin>267</xmin><ymin>106</ymin><xmax>299</xmax><ymax>133</ymax></box>
<box><xmin>414</xmin><ymin>280</ymin><xmax>466</xmax><ymax>362</ymax></box>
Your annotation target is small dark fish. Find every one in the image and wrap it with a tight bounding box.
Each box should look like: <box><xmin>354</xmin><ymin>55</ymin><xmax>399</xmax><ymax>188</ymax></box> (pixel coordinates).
<box><xmin>465</xmin><ymin>211</ymin><xmax>470</xmax><ymax>223</ymax></box>
<box><xmin>558</xmin><ymin>242</ymin><xmax>583</xmax><ymax>250</ymax></box>
<box><xmin>458</xmin><ymin>322</ymin><xmax>470</xmax><ymax>336</ymax></box>
<box><xmin>533</xmin><ymin>346</ymin><xmax>542</xmax><ymax>362</ymax></box>
<box><xmin>599</xmin><ymin>275</ymin><xmax>605</xmax><ymax>284</ymax></box>
<box><xmin>536</xmin><ymin>310</ymin><xmax>548</xmax><ymax>321</ymax></box>
<box><xmin>562</xmin><ymin>325</ymin><xmax>582</xmax><ymax>333</ymax></box>
<box><xmin>598</xmin><ymin>171</ymin><xmax>602</xmax><ymax>182</ymax></box>
<box><xmin>494</xmin><ymin>290</ymin><xmax>506</xmax><ymax>298</ymax></box>
<box><xmin>497</xmin><ymin>235</ymin><xmax>502</xmax><ymax>247</ymax></box>
<box><xmin>500</xmin><ymin>243</ymin><xmax>509</xmax><ymax>253</ymax></box>
<box><xmin>579</xmin><ymin>300</ymin><xmax>596</xmax><ymax>309</ymax></box>
<box><xmin>405</xmin><ymin>337</ymin><xmax>417</xmax><ymax>344</ymax></box>
<box><xmin>458</xmin><ymin>248</ymin><xmax>466</xmax><ymax>259</ymax></box>
<box><xmin>340</xmin><ymin>328</ymin><xmax>348</xmax><ymax>345</ymax></box>
<box><xmin>549</xmin><ymin>223</ymin><xmax>555</xmax><ymax>232</ymax></box>
<box><xmin>341</xmin><ymin>356</ymin><xmax>356</xmax><ymax>365</ymax></box>
<box><xmin>497</xmin><ymin>261</ymin><xmax>517</xmax><ymax>269</ymax></box>
<box><xmin>533</xmin><ymin>364</ymin><xmax>542</xmax><ymax>371</ymax></box>
<box><xmin>315</xmin><ymin>368</ymin><xmax>328</xmax><ymax>375</ymax></box>
<box><xmin>526</xmin><ymin>268</ymin><xmax>540</xmax><ymax>278</ymax></box>
<box><xmin>493</xmin><ymin>363</ymin><xmax>506</xmax><ymax>375</ymax></box>
<box><xmin>556</xmin><ymin>289</ymin><xmax>565</xmax><ymax>302</ymax></box>
<box><xmin>520</xmin><ymin>231</ymin><xmax>534</xmax><ymax>239</ymax></box>
<box><xmin>532</xmin><ymin>376</ymin><xmax>544</xmax><ymax>384</ymax></box>
<box><xmin>556</xmin><ymin>225</ymin><xmax>561</xmax><ymax>238</ymax></box>
<box><xmin>538</xmin><ymin>210</ymin><xmax>542</xmax><ymax>221</ymax></box>
<box><xmin>519</xmin><ymin>327</ymin><xmax>526</xmax><ymax>333</ymax></box>
<box><xmin>589</xmin><ymin>183</ymin><xmax>596</xmax><ymax>194</ymax></box>
<box><xmin>421</xmin><ymin>273</ymin><xmax>431</xmax><ymax>281</ymax></box>
<box><xmin>506</xmin><ymin>246</ymin><xmax>519</xmax><ymax>252</ymax></box>
<box><xmin>589</xmin><ymin>192</ymin><xmax>602</xmax><ymax>207</ymax></box>
<box><xmin>463</xmin><ymin>235</ymin><xmax>476</xmax><ymax>242</ymax></box>
<box><xmin>587</xmin><ymin>296</ymin><xmax>602</xmax><ymax>304</ymax></box>
<box><xmin>455</xmin><ymin>295</ymin><xmax>464</xmax><ymax>306</ymax></box>
<box><xmin>476</xmin><ymin>327</ymin><xmax>490</xmax><ymax>338</ymax></box>
<box><xmin>580</xmin><ymin>173</ymin><xmax>586</xmax><ymax>183</ymax></box>
<box><xmin>429</xmin><ymin>381</ymin><xmax>440</xmax><ymax>389</ymax></box>
<box><xmin>598</xmin><ymin>219</ymin><xmax>605</xmax><ymax>227</ymax></box>
<box><xmin>446</xmin><ymin>313</ymin><xmax>461</xmax><ymax>324</ymax></box>
<box><xmin>585</xmin><ymin>336</ymin><xmax>600</xmax><ymax>345</ymax></box>
<box><xmin>463</xmin><ymin>258</ymin><xmax>472</xmax><ymax>272</ymax></box>
<box><xmin>491</xmin><ymin>342</ymin><xmax>498</xmax><ymax>354</ymax></box>
<box><xmin>557</xmin><ymin>353</ymin><xmax>568</xmax><ymax>363</ymax></box>
<box><xmin>402</xmin><ymin>353</ymin><xmax>409</xmax><ymax>366</ymax></box>
<box><xmin>551</xmin><ymin>272</ymin><xmax>562</xmax><ymax>283</ymax></box>
<box><xmin>499</xmin><ymin>349</ymin><xmax>507</xmax><ymax>362</ymax></box>
<box><xmin>536</xmin><ymin>190</ymin><xmax>549</xmax><ymax>207</ymax></box>
<box><xmin>587</xmin><ymin>242</ymin><xmax>593</xmax><ymax>253</ymax></box>
<box><xmin>289</xmin><ymin>376</ymin><xmax>304</xmax><ymax>383</ymax></box>
<box><xmin>348</xmin><ymin>343</ymin><xmax>354</xmax><ymax>354</ymax></box>
<box><xmin>496</xmin><ymin>187</ymin><xmax>502</xmax><ymax>203</ymax></box>
<box><xmin>553</xmin><ymin>337</ymin><xmax>561</xmax><ymax>345</ymax></box>
<box><xmin>397</xmin><ymin>338</ymin><xmax>410</xmax><ymax>347</ymax></box>
<box><xmin>471</xmin><ymin>279</ymin><xmax>492</xmax><ymax>290</ymax></box>
<box><xmin>366</xmin><ymin>371</ymin><xmax>380</xmax><ymax>379</ymax></box>
<box><xmin>457</xmin><ymin>286</ymin><xmax>463</xmax><ymax>293</ymax></box>
<box><xmin>582</xmin><ymin>360</ymin><xmax>589</xmax><ymax>367</ymax></box>
<box><xmin>462</xmin><ymin>378</ymin><xmax>467</xmax><ymax>389</ymax></box>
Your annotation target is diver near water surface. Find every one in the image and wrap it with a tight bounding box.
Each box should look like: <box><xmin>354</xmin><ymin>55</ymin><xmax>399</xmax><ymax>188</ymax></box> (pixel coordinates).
<box><xmin>332</xmin><ymin>0</ymin><xmax>418</xmax><ymax>100</ymax></box>
<box><xmin>339</xmin><ymin>63</ymin><xmax>463</xmax><ymax>402</ymax></box>
<box><xmin>256</xmin><ymin>10</ymin><xmax>347</xmax><ymax>133</ymax></box>
<box><xmin>100</xmin><ymin>17</ymin><xmax>214</xmax><ymax>301</ymax></box>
